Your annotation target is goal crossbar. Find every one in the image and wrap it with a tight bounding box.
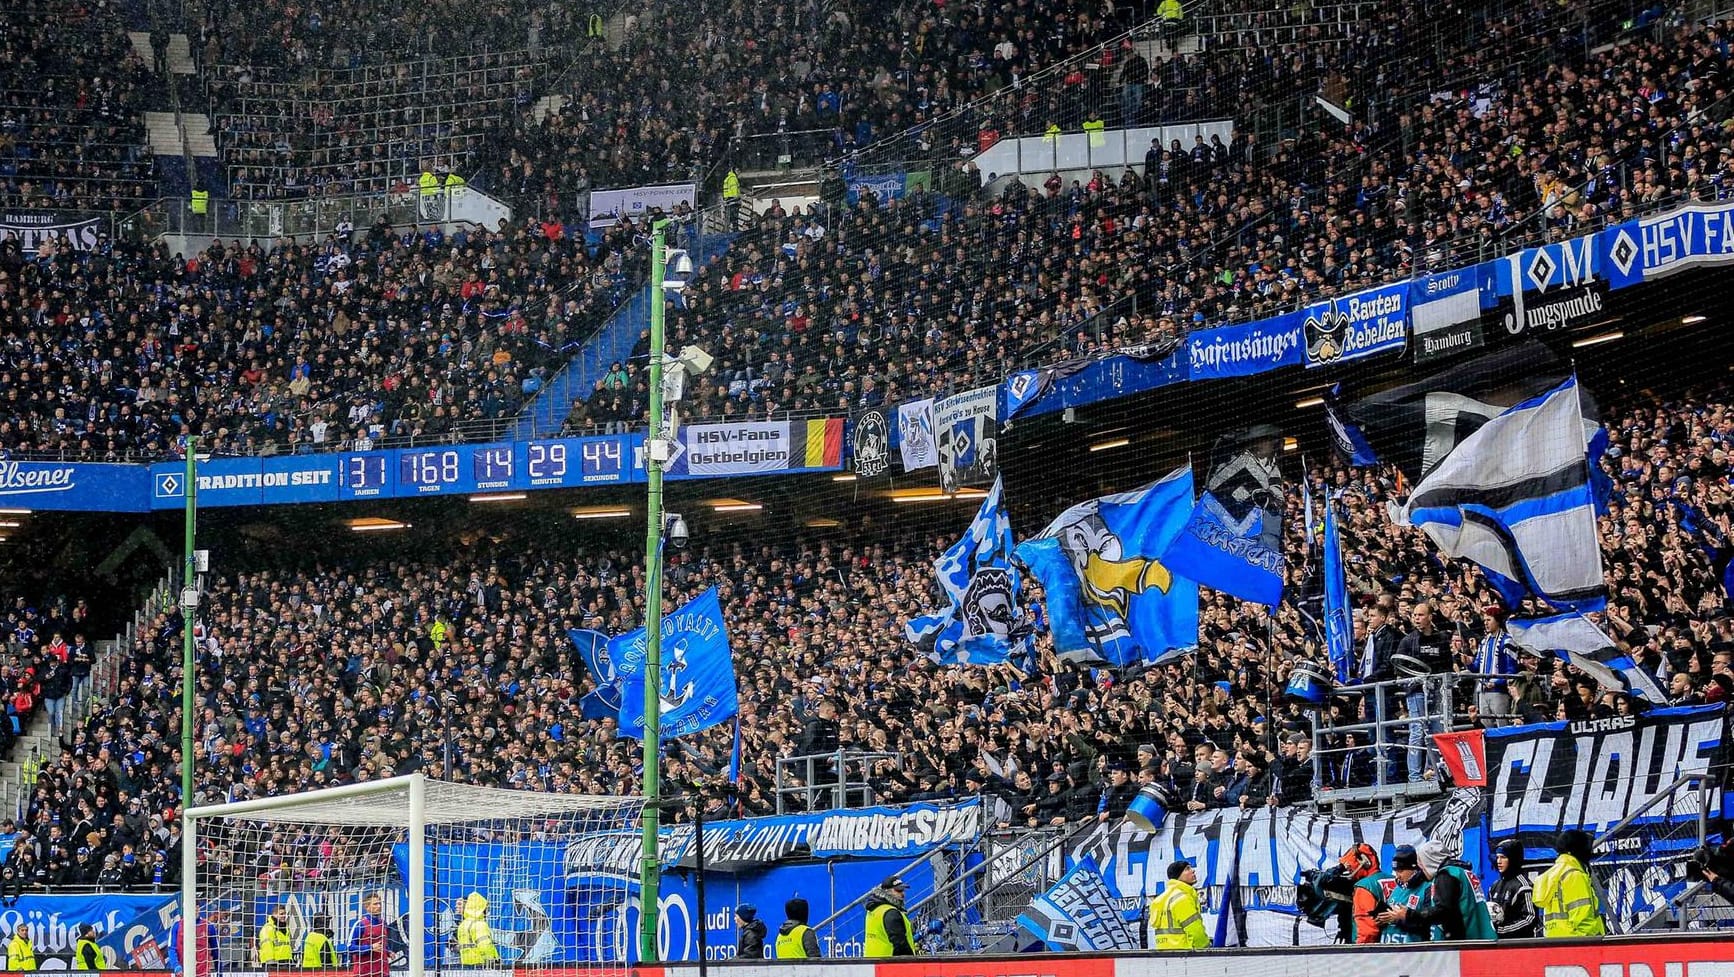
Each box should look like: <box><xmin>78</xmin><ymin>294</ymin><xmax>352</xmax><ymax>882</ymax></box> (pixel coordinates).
<box><xmin>181</xmin><ymin>773</ymin><xmax>645</xmax><ymax>977</ymax></box>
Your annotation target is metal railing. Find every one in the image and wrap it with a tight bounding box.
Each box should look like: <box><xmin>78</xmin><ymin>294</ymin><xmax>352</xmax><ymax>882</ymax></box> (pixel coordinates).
<box><xmin>773</xmin><ymin>750</ymin><xmax>904</xmax><ymax>814</ymax></box>
<box><xmin>1308</xmin><ymin>672</ymin><xmax>1521</xmax><ymax>810</ymax></box>
<box><xmin>1606</xmin><ymin>770</ymin><xmax>1729</xmax><ymax>933</ymax></box>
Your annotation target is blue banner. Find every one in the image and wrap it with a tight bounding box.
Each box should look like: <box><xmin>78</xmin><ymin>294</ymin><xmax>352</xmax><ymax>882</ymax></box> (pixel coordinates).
<box><xmin>1017</xmin><ymin>856</ymin><xmax>1139</xmax><ymax>952</ymax></box>
<box><xmin>1186</xmin><ymin>315</ymin><xmax>1304</xmax><ymax>380</ymax></box>
<box><xmin>614</xmin><ymin>587</ymin><xmax>739</xmax><ymax>739</ymax></box>
<box><xmin>0</xmin><ymin>461</ymin><xmax>149</xmax><ymax>512</ymax></box>
<box><xmin>1492</xmin><ymin>232</ymin><xmax>1600</xmax><ymax>297</ymax></box>
<box><xmin>397</xmin><ymin>804</ymin><xmax>978</xmax><ymax>962</ymax></box>
<box><xmin>659</xmin><ymin>798</ymin><xmax>984</xmax><ymax>866</ymax></box>
<box><xmin>1321</xmin><ymin>493</ymin><xmax>1353</xmax><ymax>682</ymax></box>
<box><xmin>1301</xmin><ymin>282</ymin><xmax>1408</xmax><ymax>368</ymax></box>
<box><xmin>1600</xmin><ymin>218</ymin><xmax>1643</xmax><ymax>290</ymax></box>
<box><xmin>1002</xmin><ymin>343</ymin><xmax>1187</xmax><ymax>420</ymax></box>
<box><xmin>1599</xmin><ymin>199</ymin><xmax>1734</xmax><ymax>288</ymax></box>
<box><xmin>0</xmin><ymin>893</ymin><xmax>178</xmax><ymax>968</ymax></box>
<box><xmin>1162</xmin><ymin>439</ymin><xmax>1286</xmax><ymax>607</ymax></box>
<box><xmin>845</xmin><ymin>171</ymin><xmax>906</xmax><ymax>206</ymax></box>
<box><xmin>1016</xmin><ymin>467</ymin><xmax>1199</xmax><ymax>668</ymax></box>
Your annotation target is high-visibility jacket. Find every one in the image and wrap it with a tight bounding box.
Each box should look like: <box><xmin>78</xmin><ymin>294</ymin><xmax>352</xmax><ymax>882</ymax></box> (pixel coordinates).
<box><xmin>190</xmin><ymin>190</ymin><xmax>209</xmax><ymax>215</ymax></box>
<box><xmin>301</xmin><ymin>931</ymin><xmax>338</xmax><ymax>969</ymax></box>
<box><xmin>774</xmin><ymin>924</ymin><xmax>811</xmax><ymax>959</ymax></box>
<box><xmin>863</xmin><ymin>904</ymin><xmax>914</xmax><ymax>958</ymax></box>
<box><xmin>259</xmin><ymin>918</ymin><xmax>294</xmax><ymax>965</ymax></box>
<box><xmin>1157</xmin><ymin>0</ymin><xmax>1184</xmax><ymax>21</ymax></box>
<box><xmin>1535</xmin><ymin>854</ymin><xmax>1605</xmax><ymax>938</ymax></box>
<box><xmin>455</xmin><ymin>894</ymin><xmax>500</xmax><ymax>966</ymax></box>
<box><xmin>1043</xmin><ymin>123</ymin><xmax>1063</xmax><ymax>142</ymax></box>
<box><xmin>73</xmin><ymin>938</ymin><xmax>101</xmax><ymax>971</ymax></box>
<box><xmin>1148</xmin><ymin>879</ymin><xmax>1209</xmax><ymax>950</ymax></box>
<box><xmin>722</xmin><ymin>170</ymin><xmax>741</xmax><ymax>200</ymax></box>
<box><xmin>419</xmin><ymin>171</ymin><xmax>440</xmax><ymax>197</ymax></box>
<box><xmin>7</xmin><ymin>933</ymin><xmax>34</xmax><ymax>971</ymax></box>
<box><xmin>1082</xmin><ymin>117</ymin><xmax>1106</xmax><ymax>148</ymax></box>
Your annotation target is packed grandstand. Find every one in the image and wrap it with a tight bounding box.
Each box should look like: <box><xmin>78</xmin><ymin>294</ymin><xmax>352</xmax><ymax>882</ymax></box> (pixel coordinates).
<box><xmin>0</xmin><ymin>0</ymin><xmax>1730</xmax><ymax>967</ymax></box>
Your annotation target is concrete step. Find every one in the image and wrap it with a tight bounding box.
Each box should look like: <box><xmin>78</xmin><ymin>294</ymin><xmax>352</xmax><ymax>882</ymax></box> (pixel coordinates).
<box><xmin>127</xmin><ymin>31</ymin><xmax>156</xmax><ymax>67</ymax></box>
<box><xmin>143</xmin><ymin>111</ymin><xmax>184</xmax><ymax>155</ymax></box>
<box><xmin>181</xmin><ymin>113</ymin><xmax>217</xmax><ymax>156</ymax></box>
<box><xmin>530</xmin><ymin>93</ymin><xmax>565</xmax><ymax>125</ymax></box>
<box><xmin>167</xmin><ymin>34</ymin><xmax>195</xmax><ymax>75</ymax></box>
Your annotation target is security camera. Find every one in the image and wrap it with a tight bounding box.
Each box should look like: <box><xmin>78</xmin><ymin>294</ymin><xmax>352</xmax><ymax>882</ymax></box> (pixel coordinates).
<box><xmin>665</xmin><ymin>512</ymin><xmax>689</xmax><ymax>548</ymax></box>
<box><xmin>662</xmin><ymin>248</ymin><xmax>695</xmax><ymax>292</ymax></box>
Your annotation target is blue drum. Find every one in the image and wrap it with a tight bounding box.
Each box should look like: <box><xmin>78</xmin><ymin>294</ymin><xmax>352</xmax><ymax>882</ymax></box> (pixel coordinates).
<box><xmin>1125</xmin><ymin>783</ymin><xmax>1172</xmax><ymax>832</ymax></box>
<box><xmin>1284</xmin><ymin>659</ymin><xmax>1334</xmax><ymax>708</ymax></box>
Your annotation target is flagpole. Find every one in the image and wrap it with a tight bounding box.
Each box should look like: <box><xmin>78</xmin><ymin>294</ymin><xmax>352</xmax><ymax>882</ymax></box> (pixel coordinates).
<box><xmin>639</xmin><ymin>216</ymin><xmax>671</xmax><ymax>962</ymax></box>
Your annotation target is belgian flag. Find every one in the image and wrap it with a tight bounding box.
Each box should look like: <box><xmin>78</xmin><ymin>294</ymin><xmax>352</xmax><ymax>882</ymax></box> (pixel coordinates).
<box><xmin>790</xmin><ymin>418</ymin><xmax>844</xmax><ymax>468</ymax></box>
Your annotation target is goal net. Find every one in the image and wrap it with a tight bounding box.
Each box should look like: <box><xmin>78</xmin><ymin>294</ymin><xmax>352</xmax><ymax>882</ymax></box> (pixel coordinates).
<box><xmin>182</xmin><ymin>774</ymin><xmax>647</xmax><ymax>977</ymax></box>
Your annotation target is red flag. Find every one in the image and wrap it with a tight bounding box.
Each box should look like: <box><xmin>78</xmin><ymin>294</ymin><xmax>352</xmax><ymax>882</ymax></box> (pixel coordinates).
<box><xmin>1433</xmin><ymin>729</ymin><xmax>1488</xmax><ymax>787</ymax></box>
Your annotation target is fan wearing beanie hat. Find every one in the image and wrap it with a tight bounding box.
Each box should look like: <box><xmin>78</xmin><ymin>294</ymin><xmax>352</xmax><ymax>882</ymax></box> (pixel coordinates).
<box><xmin>1376</xmin><ymin>846</ymin><xmax>1430</xmax><ymax>944</ymax></box>
<box><xmin>1145</xmin><ymin>858</ymin><xmax>1209</xmax><ymax>950</ymax></box>
<box><xmin>1378</xmin><ymin>840</ymin><xmax>1495</xmax><ymax>941</ymax></box>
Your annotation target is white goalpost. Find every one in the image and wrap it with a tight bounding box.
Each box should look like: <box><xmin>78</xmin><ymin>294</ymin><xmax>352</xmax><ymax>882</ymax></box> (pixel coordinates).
<box><xmin>182</xmin><ymin>774</ymin><xmax>647</xmax><ymax>977</ymax></box>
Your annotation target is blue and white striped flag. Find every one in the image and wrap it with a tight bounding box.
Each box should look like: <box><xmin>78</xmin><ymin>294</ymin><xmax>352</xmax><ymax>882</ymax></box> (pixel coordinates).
<box><xmin>906</xmin><ymin>476</ymin><xmax>1031</xmax><ymax>664</ymax></box>
<box><xmin>1397</xmin><ymin>376</ymin><xmax>1605</xmax><ymax>613</ymax></box>
<box><xmin>1506</xmin><ymin>612</ymin><xmax>1665</xmax><ymax>701</ymax></box>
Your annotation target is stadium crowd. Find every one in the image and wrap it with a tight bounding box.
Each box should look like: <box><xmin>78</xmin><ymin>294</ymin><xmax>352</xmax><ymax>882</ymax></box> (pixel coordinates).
<box><xmin>2</xmin><ymin>379</ymin><xmax>1729</xmax><ymax>892</ymax></box>
<box><xmin>0</xmin><ymin>1</ymin><xmax>158</xmax><ymax>214</ymax></box>
<box><xmin>0</xmin><ymin>0</ymin><xmax>1715</xmax><ymax>459</ymax></box>
<box><xmin>572</xmin><ymin>12</ymin><xmax>1734</xmax><ymax>428</ymax></box>
<box><xmin>0</xmin><ymin>211</ymin><xmax>660</xmax><ymax>460</ymax></box>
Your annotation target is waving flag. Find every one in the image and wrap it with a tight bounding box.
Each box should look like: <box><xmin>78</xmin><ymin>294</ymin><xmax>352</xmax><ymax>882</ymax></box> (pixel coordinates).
<box><xmin>1321</xmin><ymin>493</ymin><xmax>1354</xmax><ymax>682</ymax></box>
<box><xmin>613</xmin><ymin>587</ymin><xmax>739</xmax><ymax>739</ymax></box>
<box><xmin>567</xmin><ymin>628</ymin><xmax>622</xmax><ymax>719</ymax></box>
<box><xmin>1015</xmin><ymin>467</ymin><xmax>1198</xmax><ymax>667</ymax></box>
<box><xmin>1506</xmin><ymin>612</ymin><xmax>1665</xmax><ymax>701</ymax></box>
<box><xmin>1161</xmin><ymin>428</ymin><xmax>1287</xmax><ymax>606</ymax></box>
<box><xmin>906</xmin><ymin>477</ymin><xmax>1031</xmax><ymax>664</ymax></box>
<box><xmin>1398</xmin><ymin>376</ymin><xmax>1605</xmax><ymax>612</ymax></box>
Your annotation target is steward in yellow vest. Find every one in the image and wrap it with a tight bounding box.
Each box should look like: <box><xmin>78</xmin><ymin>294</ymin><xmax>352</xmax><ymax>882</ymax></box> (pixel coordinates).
<box><xmin>862</xmin><ymin>878</ymin><xmax>916</xmax><ymax>957</ymax></box>
<box><xmin>775</xmin><ymin>898</ymin><xmax>820</xmax><ymax>958</ymax></box>
<box><xmin>7</xmin><ymin>924</ymin><xmax>35</xmax><ymax>971</ymax></box>
<box><xmin>301</xmin><ymin>920</ymin><xmax>339</xmax><ymax>969</ymax></box>
<box><xmin>259</xmin><ymin>906</ymin><xmax>294</xmax><ymax>966</ymax></box>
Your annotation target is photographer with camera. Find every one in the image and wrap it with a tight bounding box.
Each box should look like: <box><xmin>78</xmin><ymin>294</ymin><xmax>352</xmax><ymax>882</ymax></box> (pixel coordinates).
<box><xmin>1487</xmin><ymin>840</ymin><xmax>1538</xmax><ymax>939</ymax></box>
<box><xmin>1294</xmin><ymin>843</ymin><xmax>1386</xmax><ymax>942</ymax></box>
<box><xmin>1686</xmin><ymin>836</ymin><xmax>1734</xmax><ymax>904</ymax></box>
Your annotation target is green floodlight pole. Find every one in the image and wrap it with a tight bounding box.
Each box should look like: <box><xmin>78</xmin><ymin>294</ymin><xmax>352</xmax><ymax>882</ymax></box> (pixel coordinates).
<box><xmin>179</xmin><ymin>437</ymin><xmax>199</xmax><ymax>817</ymax></box>
<box><xmin>639</xmin><ymin>217</ymin><xmax>672</xmax><ymax>963</ymax></box>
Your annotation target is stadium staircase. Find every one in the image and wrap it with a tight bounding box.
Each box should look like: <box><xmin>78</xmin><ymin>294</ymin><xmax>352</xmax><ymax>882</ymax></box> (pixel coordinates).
<box><xmin>810</xmin><ymin>819</ymin><xmax>1097</xmax><ymax>955</ymax></box>
<box><xmin>511</xmin><ymin>212</ymin><xmax>738</xmax><ymax>440</ymax></box>
<box><xmin>0</xmin><ymin>575</ymin><xmax>175</xmax><ymax>822</ymax></box>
